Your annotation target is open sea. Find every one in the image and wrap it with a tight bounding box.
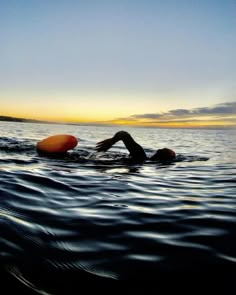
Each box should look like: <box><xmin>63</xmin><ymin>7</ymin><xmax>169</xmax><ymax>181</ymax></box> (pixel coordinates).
<box><xmin>0</xmin><ymin>121</ymin><xmax>236</xmax><ymax>293</ymax></box>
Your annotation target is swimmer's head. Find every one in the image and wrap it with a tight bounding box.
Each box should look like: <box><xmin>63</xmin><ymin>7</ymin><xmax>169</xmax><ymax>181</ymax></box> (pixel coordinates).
<box><xmin>150</xmin><ymin>148</ymin><xmax>176</xmax><ymax>161</ymax></box>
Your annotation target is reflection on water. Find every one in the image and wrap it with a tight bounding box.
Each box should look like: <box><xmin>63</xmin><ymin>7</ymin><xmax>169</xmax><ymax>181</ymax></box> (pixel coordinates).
<box><xmin>0</xmin><ymin>122</ymin><xmax>236</xmax><ymax>293</ymax></box>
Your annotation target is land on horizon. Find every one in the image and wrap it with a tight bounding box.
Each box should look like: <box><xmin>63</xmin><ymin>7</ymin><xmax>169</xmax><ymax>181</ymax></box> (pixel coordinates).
<box><xmin>0</xmin><ymin>115</ymin><xmax>110</xmax><ymax>127</ymax></box>
<box><xmin>0</xmin><ymin>115</ymin><xmax>52</xmax><ymax>124</ymax></box>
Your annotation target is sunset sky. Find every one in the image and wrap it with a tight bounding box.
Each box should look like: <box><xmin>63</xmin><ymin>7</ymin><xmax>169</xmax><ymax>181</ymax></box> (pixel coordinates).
<box><xmin>1</xmin><ymin>0</ymin><xmax>235</xmax><ymax>128</ymax></box>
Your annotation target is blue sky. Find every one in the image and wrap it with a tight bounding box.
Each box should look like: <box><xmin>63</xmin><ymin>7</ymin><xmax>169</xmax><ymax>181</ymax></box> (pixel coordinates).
<box><xmin>0</xmin><ymin>0</ymin><xmax>235</xmax><ymax>127</ymax></box>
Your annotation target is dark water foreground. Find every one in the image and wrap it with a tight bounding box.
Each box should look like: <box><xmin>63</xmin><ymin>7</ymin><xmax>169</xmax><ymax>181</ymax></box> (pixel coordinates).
<box><xmin>0</xmin><ymin>123</ymin><xmax>236</xmax><ymax>293</ymax></box>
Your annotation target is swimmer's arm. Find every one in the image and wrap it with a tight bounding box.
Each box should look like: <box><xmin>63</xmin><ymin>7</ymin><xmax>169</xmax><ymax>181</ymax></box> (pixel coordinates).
<box><xmin>95</xmin><ymin>131</ymin><xmax>147</xmax><ymax>161</ymax></box>
<box><xmin>95</xmin><ymin>137</ymin><xmax>115</xmax><ymax>152</ymax></box>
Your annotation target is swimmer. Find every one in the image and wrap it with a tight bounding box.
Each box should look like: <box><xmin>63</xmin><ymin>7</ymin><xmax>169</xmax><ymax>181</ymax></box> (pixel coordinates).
<box><xmin>95</xmin><ymin>130</ymin><xmax>175</xmax><ymax>163</ymax></box>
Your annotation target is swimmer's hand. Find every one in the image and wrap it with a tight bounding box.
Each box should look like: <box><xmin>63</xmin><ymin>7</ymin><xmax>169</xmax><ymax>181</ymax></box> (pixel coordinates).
<box><xmin>95</xmin><ymin>138</ymin><xmax>114</xmax><ymax>152</ymax></box>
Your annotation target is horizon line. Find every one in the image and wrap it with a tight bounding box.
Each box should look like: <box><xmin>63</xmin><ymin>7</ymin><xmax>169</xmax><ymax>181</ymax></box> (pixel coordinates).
<box><xmin>0</xmin><ymin>115</ymin><xmax>235</xmax><ymax>130</ymax></box>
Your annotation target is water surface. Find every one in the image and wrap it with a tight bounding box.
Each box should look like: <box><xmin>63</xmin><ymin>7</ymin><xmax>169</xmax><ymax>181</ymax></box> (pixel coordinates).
<box><xmin>0</xmin><ymin>122</ymin><xmax>236</xmax><ymax>293</ymax></box>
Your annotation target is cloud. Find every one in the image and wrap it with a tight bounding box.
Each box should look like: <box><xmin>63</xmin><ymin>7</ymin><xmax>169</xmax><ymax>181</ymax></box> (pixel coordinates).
<box><xmin>129</xmin><ymin>101</ymin><xmax>236</xmax><ymax>122</ymax></box>
<box><xmin>105</xmin><ymin>101</ymin><xmax>236</xmax><ymax>127</ymax></box>
<box><xmin>127</xmin><ymin>113</ymin><xmax>164</xmax><ymax>119</ymax></box>
<box><xmin>192</xmin><ymin>102</ymin><xmax>236</xmax><ymax>115</ymax></box>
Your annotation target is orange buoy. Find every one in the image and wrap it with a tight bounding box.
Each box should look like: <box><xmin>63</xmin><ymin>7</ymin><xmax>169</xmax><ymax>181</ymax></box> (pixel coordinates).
<box><xmin>37</xmin><ymin>134</ymin><xmax>78</xmax><ymax>154</ymax></box>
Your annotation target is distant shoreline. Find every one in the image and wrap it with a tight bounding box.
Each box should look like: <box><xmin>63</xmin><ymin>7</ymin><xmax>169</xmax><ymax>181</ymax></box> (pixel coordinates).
<box><xmin>0</xmin><ymin>116</ymin><xmax>113</xmax><ymax>127</ymax></box>
<box><xmin>0</xmin><ymin>115</ymin><xmax>52</xmax><ymax>124</ymax></box>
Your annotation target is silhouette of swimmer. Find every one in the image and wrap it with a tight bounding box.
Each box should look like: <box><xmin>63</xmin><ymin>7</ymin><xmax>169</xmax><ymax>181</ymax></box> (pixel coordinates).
<box><xmin>95</xmin><ymin>131</ymin><xmax>175</xmax><ymax>163</ymax></box>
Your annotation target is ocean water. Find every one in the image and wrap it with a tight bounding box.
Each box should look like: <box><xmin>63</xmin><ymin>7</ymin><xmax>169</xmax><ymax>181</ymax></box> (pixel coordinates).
<box><xmin>0</xmin><ymin>121</ymin><xmax>236</xmax><ymax>293</ymax></box>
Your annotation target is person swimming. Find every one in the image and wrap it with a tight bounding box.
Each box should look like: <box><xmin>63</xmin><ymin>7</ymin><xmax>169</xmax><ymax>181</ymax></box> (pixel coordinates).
<box><xmin>95</xmin><ymin>130</ymin><xmax>175</xmax><ymax>163</ymax></box>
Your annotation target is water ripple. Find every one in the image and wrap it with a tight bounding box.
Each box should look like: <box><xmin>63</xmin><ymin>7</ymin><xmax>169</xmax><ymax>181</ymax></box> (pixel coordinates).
<box><xmin>1</xmin><ymin>124</ymin><xmax>236</xmax><ymax>293</ymax></box>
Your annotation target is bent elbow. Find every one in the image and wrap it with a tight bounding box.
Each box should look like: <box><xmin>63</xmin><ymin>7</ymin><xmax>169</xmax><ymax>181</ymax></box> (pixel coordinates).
<box><xmin>113</xmin><ymin>131</ymin><xmax>131</xmax><ymax>141</ymax></box>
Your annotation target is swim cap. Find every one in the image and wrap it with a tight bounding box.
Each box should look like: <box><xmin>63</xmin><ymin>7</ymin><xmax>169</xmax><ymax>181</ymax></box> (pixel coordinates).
<box><xmin>150</xmin><ymin>148</ymin><xmax>176</xmax><ymax>161</ymax></box>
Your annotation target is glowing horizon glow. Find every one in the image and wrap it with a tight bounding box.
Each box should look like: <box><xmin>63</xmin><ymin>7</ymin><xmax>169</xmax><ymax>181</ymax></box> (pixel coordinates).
<box><xmin>1</xmin><ymin>95</ymin><xmax>236</xmax><ymax>128</ymax></box>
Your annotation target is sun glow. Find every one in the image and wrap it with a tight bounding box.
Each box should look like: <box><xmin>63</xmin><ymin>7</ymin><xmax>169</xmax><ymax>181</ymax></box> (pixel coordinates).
<box><xmin>1</xmin><ymin>103</ymin><xmax>235</xmax><ymax>129</ymax></box>
<box><xmin>1</xmin><ymin>91</ymin><xmax>235</xmax><ymax>129</ymax></box>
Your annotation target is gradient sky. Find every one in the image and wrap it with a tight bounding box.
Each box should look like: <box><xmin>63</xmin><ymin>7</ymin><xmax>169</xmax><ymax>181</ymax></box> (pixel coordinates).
<box><xmin>1</xmin><ymin>0</ymin><xmax>235</xmax><ymax>127</ymax></box>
